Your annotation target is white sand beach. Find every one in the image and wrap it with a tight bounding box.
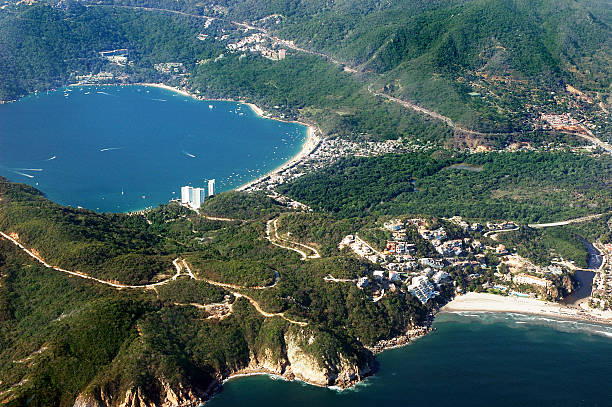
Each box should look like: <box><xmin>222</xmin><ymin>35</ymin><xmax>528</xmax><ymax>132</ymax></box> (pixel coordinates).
<box><xmin>135</xmin><ymin>83</ymin><xmax>321</xmax><ymax>193</ymax></box>
<box><xmin>236</xmin><ymin>124</ymin><xmax>320</xmax><ymax>192</ymax></box>
<box><xmin>442</xmin><ymin>292</ymin><xmax>612</xmax><ymax>325</ymax></box>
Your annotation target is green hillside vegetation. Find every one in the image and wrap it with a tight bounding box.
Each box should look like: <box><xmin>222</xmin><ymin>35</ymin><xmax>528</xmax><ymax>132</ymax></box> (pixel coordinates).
<box><xmin>0</xmin><ymin>4</ymin><xmax>220</xmax><ymax>100</ymax></box>
<box><xmin>256</xmin><ymin>0</ymin><xmax>612</xmax><ymax>131</ymax></box>
<box><xmin>28</xmin><ymin>0</ymin><xmax>609</xmax><ymax>134</ymax></box>
<box><xmin>0</xmin><ymin>180</ymin><xmax>430</xmax><ymax>404</ymax></box>
<box><xmin>280</xmin><ymin>151</ymin><xmax>612</xmax><ymax>222</ymax></box>
<box><xmin>497</xmin><ymin>227</ymin><xmax>590</xmax><ymax>268</ymax></box>
<box><xmin>0</xmin><ymin>3</ymin><xmax>450</xmax><ymax>142</ymax></box>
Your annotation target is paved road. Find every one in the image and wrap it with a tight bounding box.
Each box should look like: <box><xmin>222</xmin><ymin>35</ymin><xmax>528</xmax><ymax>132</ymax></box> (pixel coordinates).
<box><xmin>528</xmin><ymin>213</ymin><xmax>605</xmax><ymax>229</ymax></box>
<box><xmin>90</xmin><ymin>4</ymin><xmax>612</xmax><ymax>153</ymax></box>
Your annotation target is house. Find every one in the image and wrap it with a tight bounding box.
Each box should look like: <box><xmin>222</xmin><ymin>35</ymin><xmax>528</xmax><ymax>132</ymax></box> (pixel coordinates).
<box><xmin>495</xmin><ymin>244</ymin><xmax>508</xmax><ymax>255</ymax></box>
<box><xmin>432</xmin><ymin>271</ymin><xmax>451</xmax><ymax>285</ymax></box>
<box><xmin>419</xmin><ymin>258</ymin><xmax>446</xmax><ymax>269</ymax></box>
<box><xmin>385</xmin><ymin>240</ymin><xmax>416</xmax><ymax>255</ymax></box>
<box><xmin>436</xmin><ymin>239</ymin><xmax>463</xmax><ymax>256</ymax></box>
<box><xmin>388</xmin><ymin>270</ymin><xmax>402</xmax><ymax>282</ymax></box>
<box><xmin>373</xmin><ymin>270</ymin><xmax>386</xmax><ymax>281</ymax></box>
<box><xmin>357</xmin><ymin>277</ymin><xmax>369</xmax><ymax>288</ymax></box>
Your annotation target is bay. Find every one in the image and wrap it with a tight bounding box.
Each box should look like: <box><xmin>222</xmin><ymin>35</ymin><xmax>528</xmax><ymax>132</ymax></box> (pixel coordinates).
<box><xmin>0</xmin><ymin>85</ymin><xmax>306</xmax><ymax>212</ymax></box>
<box><xmin>209</xmin><ymin>313</ymin><xmax>612</xmax><ymax>407</ymax></box>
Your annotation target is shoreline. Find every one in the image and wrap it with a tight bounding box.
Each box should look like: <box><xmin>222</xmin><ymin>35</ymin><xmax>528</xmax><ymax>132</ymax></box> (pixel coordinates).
<box><xmin>441</xmin><ymin>292</ymin><xmax>612</xmax><ymax>326</ymax></box>
<box><xmin>208</xmin><ymin>295</ymin><xmax>612</xmax><ymax>396</ymax></box>
<box><xmin>127</xmin><ymin>83</ymin><xmax>322</xmax><ymax>193</ymax></box>
<box><xmin>65</xmin><ymin>81</ymin><xmax>321</xmax><ymax>206</ymax></box>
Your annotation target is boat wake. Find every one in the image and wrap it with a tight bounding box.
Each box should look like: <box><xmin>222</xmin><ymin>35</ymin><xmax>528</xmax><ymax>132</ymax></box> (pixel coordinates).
<box><xmin>182</xmin><ymin>151</ymin><xmax>196</xmax><ymax>158</ymax></box>
<box><xmin>100</xmin><ymin>147</ymin><xmax>123</xmax><ymax>152</ymax></box>
<box><xmin>45</xmin><ymin>156</ymin><xmax>56</xmax><ymax>161</ymax></box>
<box><xmin>13</xmin><ymin>171</ymin><xmax>34</xmax><ymax>178</ymax></box>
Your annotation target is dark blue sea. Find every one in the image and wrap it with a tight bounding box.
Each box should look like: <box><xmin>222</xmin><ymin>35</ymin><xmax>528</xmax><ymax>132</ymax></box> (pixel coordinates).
<box><xmin>0</xmin><ymin>85</ymin><xmax>306</xmax><ymax>212</ymax></box>
<box><xmin>209</xmin><ymin>313</ymin><xmax>612</xmax><ymax>407</ymax></box>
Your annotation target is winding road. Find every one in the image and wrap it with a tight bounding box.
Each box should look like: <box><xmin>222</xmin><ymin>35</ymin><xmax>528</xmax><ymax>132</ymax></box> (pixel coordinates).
<box><xmin>0</xmin><ymin>231</ymin><xmax>186</xmax><ymax>289</ymax></box>
<box><xmin>87</xmin><ymin>4</ymin><xmax>612</xmax><ymax>153</ymax></box>
<box><xmin>266</xmin><ymin>218</ymin><xmax>321</xmax><ymax>260</ymax></box>
<box><xmin>527</xmin><ymin>213</ymin><xmax>606</xmax><ymax>229</ymax></box>
<box><xmin>1</xmin><ymin>230</ymin><xmax>307</xmax><ymax>326</ymax></box>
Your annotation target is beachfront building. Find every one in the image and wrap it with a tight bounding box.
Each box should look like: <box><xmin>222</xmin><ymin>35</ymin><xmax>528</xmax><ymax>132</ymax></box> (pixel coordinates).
<box><xmin>208</xmin><ymin>179</ymin><xmax>216</xmax><ymax>196</ymax></box>
<box><xmin>192</xmin><ymin>188</ymin><xmax>206</xmax><ymax>209</ymax></box>
<box><xmin>181</xmin><ymin>185</ymin><xmax>206</xmax><ymax>209</ymax></box>
<box><xmin>407</xmin><ymin>275</ymin><xmax>439</xmax><ymax>304</ymax></box>
<box><xmin>181</xmin><ymin>186</ymin><xmax>192</xmax><ymax>205</ymax></box>
<box><xmin>513</xmin><ymin>273</ymin><xmax>552</xmax><ymax>288</ymax></box>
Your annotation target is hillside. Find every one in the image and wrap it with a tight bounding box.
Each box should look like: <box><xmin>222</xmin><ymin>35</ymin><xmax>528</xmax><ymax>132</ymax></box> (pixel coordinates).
<box><xmin>64</xmin><ymin>0</ymin><xmax>612</xmax><ymax>134</ymax></box>
<box><xmin>0</xmin><ymin>179</ymin><xmax>430</xmax><ymax>405</ymax></box>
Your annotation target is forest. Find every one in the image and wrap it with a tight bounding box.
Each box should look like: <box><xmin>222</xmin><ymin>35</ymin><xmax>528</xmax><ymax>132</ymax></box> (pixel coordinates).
<box><xmin>280</xmin><ymin>151</ymin><xmax>612</xmax><ymax>222</ymax></box>
<box><xmin>0</xmin><ymin>179</ymin><xmax>429</xmax><ymax>405</ymax></box>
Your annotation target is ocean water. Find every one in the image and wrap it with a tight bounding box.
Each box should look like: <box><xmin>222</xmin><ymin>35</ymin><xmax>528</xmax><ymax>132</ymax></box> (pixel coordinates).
<box><xmin>209</xmin><ymin>313</ymin><xmax>612</xmax><ymax>407</ymax></box>
<box><xmin>0</xmin><ymin>85</ymin><xmax>306</xmax><ymax>212</ymax></box>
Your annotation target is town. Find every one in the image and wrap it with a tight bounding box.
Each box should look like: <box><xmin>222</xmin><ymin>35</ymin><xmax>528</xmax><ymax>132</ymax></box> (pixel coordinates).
<box><xmin>334</xmin><ymin>216</ymin><xmax>579</xmax><ymax>307</ymax></box>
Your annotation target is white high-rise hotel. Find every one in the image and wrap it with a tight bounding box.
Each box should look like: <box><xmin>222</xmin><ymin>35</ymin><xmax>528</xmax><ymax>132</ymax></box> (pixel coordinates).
<box><xmin>181</xmin><ymin>179</ymin><xmax>215</xmax><ymax>209</ymax></box>
<box><xmin>208</xmin><ymin>179</ymin><xmax>215</xmax><ymax>197</ymax></box>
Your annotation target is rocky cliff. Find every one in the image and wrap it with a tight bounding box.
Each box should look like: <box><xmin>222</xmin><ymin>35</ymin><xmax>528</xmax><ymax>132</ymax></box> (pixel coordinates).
<box><xmin>73</xmin><ymin>327</ymin><xmax>375</xmax><ymax>407</ymax></box>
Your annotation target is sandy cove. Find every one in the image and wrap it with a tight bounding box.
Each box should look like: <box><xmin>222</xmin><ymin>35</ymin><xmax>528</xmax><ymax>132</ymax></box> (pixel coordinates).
<box><xmin>135</xmin><ymin>83</ymin><xmax>321</xmax><ymax>192</ymax></box>
<box><xmin>442</xmin><ymin>292</ymin><xmax>612</xmax><ymax>325</ymax></box>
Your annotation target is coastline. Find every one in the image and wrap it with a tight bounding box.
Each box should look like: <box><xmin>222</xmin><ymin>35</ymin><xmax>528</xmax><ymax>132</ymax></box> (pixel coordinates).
<box><xmin>212</xmin><ymin>294</ymin><xmax>612</xmax><ymax>394</ymax></box>
<box><xmin>66</xmin><ymin>81</ymin><xmax>321</xmax><ymax>198</ymax></box>
<box><xmin>441</xmin><ymin>292</ymin><xmax>612</xmax><ymax>326</ymax></box>
<box><xmin>134</xmin><ymin>82</ymin><xmax>322</xmax><ymax>193</ymax></box>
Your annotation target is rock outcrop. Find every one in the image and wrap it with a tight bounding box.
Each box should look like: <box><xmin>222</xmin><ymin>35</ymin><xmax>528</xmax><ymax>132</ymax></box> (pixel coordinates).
<box><xmin>73</xmin><ymin>327</ymin><xmax>377</xmax><ymax>407</ymax></box>
<box><xmin>74</xmin><ymin>378</ymin><xmax>208</xmax><ymax>407</ymax></box>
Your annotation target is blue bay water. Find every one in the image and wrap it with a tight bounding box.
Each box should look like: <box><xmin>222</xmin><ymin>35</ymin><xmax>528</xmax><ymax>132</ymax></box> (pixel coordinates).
<box><xmin>209</xmin><ymin>313</ymin><xmax>612</xmax><ymax>407</ymax></box>
<box><xmin>0</xmin><ymin>85</ymin><xmax>306</xmax><ymax>212</ymax></box>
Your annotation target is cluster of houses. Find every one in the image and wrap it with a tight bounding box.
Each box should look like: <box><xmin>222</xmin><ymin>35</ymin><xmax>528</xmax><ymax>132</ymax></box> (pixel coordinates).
<box><xmin>99</xmin><ymin>49</ymin><xmax>129</xmax><ymax>67</ymax></box>
<box><xmin>225</xmin><ymin>33</ymin><xmax>287</xmax><ymax>61</ymax></box>
<box><xmin>241</xmin><ymin>137</ymin><xmax>417</xmax><ymax>196</ymax></box>
<box><xmin>540</xmin><ymin>112</ymin><xmax>586</xmax><ymax>133</ymax></box>
<box><xmin>338</xmin><ymin>230</ymin><xmax>454</xmax><ymax>304</ymax></box>
<box><xmin>154</xmin><ymin>62</ymin><xmax>186</xmax><ymax>75</ymax></box>
<box><xmin>337</xmin><ymin>216</ymin><xmax>567</xmax><ymax>305</ymax></box>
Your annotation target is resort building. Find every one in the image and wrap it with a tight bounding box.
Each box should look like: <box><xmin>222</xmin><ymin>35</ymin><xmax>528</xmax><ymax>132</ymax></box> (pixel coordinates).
<box><xmin>513</xmin><ymin>273</ymin><xmax>552</xmax><ymax>288</ymax></box>
<box><xmin>181</xmin><ymin>185</ymin><xmax>207</xmax><ymax>209</ymax></box>
<box><xmin>407</xmin><ymin>275</ymin><xmax>439</xmax><ymax>304</ymax></box>
<box><xmin>208</xmin><ymin>179</ymin><xmax>216</xmax><ymax>196</ymax></box>
<box><xmin>181</xmin><ymin>186</ymin><xmax>192</xmax><ymax>205</ymax></box>
<box><xmin>192</xmin><ymin>188</ymin><xmax>206</xmax><ymax>209</ymax></box>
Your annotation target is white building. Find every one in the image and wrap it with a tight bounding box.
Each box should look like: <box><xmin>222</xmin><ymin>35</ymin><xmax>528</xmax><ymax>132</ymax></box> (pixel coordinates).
<box><xmin>192</xmin><ymin>188</ymin><xmax>206</xmax><ymax>209</ymax></box>
<box><xmin>407</xmin><ymin>275</ymin><xmax>439</xmax><ymax>304</ymax></box>
<box><xmin>513</xmin><ymin>273</ymin><xmax>552</xmax><ymax>288</ymax></box>
<box><xmin>208</xmin><ymin>179</ymin><xmax>216</xmax><ymax>196</ymax></box>
<box><xmin>181</xmin><ymin>186</ymin><xmax>192</xmax><ymax>204</ymax></box>
<box><xmin>181</xmin><ymin>185</ymin><xmax>206</xmax><ymax>209</ymax></box>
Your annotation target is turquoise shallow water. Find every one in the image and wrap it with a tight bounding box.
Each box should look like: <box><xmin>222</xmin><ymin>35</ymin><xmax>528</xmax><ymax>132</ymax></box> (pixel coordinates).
<box><xmin>209</xmin><ymin>313</ymin><xmax>612</xmax><ymax>407</ymax></box>
<box><xmin>0</xmin><ymin>85</ymin><xmax>306</xmax><ymax>212</ymax></box>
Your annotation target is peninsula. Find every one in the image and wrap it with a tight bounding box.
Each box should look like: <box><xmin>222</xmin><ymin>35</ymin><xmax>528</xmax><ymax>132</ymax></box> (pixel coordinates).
<box><xmin>0</xmin><ymin>0</ymin><xmax>610</xmax><ymax>405</ymax></box>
